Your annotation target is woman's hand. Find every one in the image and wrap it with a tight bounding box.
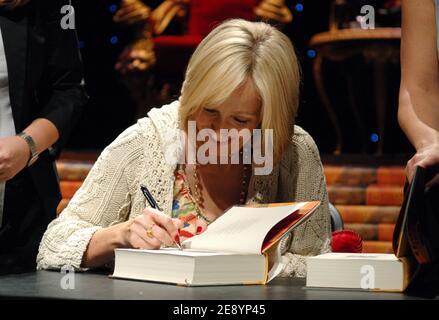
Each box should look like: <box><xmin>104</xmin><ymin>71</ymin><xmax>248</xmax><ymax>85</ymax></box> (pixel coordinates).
<box><xmin>0</xmin><ymin>136</ymin><xmax>30</xmax><ymax>182</ymax></box>
<box><xmin>82</xmin><ymin>210</ymin><xmax>208</xmax><ymax>268</ymax></box>
<box><xmin>406</xmin><ymin>143</ymin><xmax>439</xmax><ymax>188</ymax></box>
<box><xmin>123</xmin><ymin>208</ymin><xmax>185</xmax><ymax>249</ymax></box>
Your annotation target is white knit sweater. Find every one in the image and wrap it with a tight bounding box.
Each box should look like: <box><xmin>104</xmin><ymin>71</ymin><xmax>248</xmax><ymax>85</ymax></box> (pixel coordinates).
<box><xmin>37</xmin><ymin>101</ymin><xmax>331</xmax><ymax>277</ymax></box>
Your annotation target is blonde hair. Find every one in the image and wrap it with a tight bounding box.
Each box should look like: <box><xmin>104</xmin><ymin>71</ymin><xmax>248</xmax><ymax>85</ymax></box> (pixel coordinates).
<box><xmin>0</xmin><ymin>0</ymin><xmax>30</xmax><ymax>9</ymax></box>
<box><xmin>179</xmin><ymin>19</ymin><xmax>301</xmax><ymax>163</ymax></box>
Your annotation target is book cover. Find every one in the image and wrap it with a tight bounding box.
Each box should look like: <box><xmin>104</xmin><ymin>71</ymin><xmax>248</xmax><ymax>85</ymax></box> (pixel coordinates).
<box><xmin>336</xmin><ymin>205</ymin><xmax>400</xmax><ymax>224</ymax></box>
<box><xmin>56</xmin><ymin>198</ymin><xmax>70</xmax><ymax>215</ymax></box>
<box><xmin>377</xmin><ymin>166</ymin><xmax>406</xmax><ymax>186</ymax></box>
<box><xmin>362</xmin><ymin>241</ymin><xmax>393</xmax><ymax>254</ymax></box>
<box><xmin>324</xmin><ymin>166</ymin><xmax>377</xmax><ymax>187</ymax></box>
<box><xmin>327</xmin><ymin>186</ymin><xmax>366</xmax><ymax>205</ymax></box>
<box><xmin>344</xmin><ymin>223</ymin><xmax>395</xmax><ymax>241</ymax></box>
<box><xmin>56</xmin><ymin>161</ymin><xmax>92</xmax><ymax>181</ymax></box>
<box><xmin>366</xmin><ymin>185</ymin><xmax>404</xmax><ymax>206</ymax></box>
<box><xmin>60</xmin><ymin>181</ymin><xmax>83</xmax><ymax>199</ymax></box>
<box><xmin>392</xmin><ymin>166</ymin><xmax>439</xmax><ymax>292</ymax></box>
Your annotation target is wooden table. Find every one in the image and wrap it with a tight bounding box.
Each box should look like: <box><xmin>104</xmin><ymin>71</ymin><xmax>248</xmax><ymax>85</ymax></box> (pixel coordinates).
<box><xmin>310</xmin><ymin>28</ymin><xmax>401</xmax><ymax>154</ymax></box>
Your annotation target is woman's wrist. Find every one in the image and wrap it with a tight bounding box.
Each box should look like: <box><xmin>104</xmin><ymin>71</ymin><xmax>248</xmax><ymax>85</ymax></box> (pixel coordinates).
<box><xmin>416</xmin><ymin>136</ymin><xmax>439</xmax><ymax>152</ymax></box>
<box><xmin>112</xmin><ymin>221</ymin><xmax>132</xmax><ymax>248</ymax></box>
<box><xmin>81</xmin><ymin>222</ymin><xmax>132</xmax><ymax>268</ymax></box>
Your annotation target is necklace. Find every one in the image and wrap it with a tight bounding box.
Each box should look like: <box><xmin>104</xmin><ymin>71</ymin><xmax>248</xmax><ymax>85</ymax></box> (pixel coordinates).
<box><xmin>185</xmin><ymin>158</ymin><xmax>250</xmax><ymax>225</ymax></box>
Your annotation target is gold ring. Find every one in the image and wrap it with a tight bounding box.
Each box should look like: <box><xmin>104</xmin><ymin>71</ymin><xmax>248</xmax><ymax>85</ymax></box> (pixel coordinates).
<box><xmin>146</xmin><ymin>224</ymin><xmax>155</xmax><ymax>238</ymax></box>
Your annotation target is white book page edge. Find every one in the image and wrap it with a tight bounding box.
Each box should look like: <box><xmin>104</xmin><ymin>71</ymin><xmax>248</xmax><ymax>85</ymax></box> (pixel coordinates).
<box><xmin>182</xmin><ymin>202</ymin><xmax>307</xmax><ymax>254</ymax></box>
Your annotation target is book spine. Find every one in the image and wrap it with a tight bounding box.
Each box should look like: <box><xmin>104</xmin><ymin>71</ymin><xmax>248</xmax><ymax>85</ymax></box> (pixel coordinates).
<box><xmin>56</xmin><ymin>161</ymin><xmax>92</xmax><ymax>181</ymax></box>
<box><xmin>366</xmin><ymin>185</ymin><xmax>404</xmax><ymax>206</ymax></box>
<box><xmin>327</xmin><ymin>186</ymin><xmax>366</xmax><ymax>205</ymax></box>
<box><xmin>57</xmin><ymin>198</ymin><xmax>70</xmax><ymax>215</ymax></box>
<box><xmin>60</xmin><ymin>181</ymin><xmax>83</xmax><ymax>199</ymax></box>
<box><xmin>344</xmin><ymin>223</ymin><xmax>395</xmax><ymax>241</ymax></box>
<box><xmin>324</xmin><ymin>166</ymin><xmax>377</xmax><ymax>186</ymax></box>
<box><xmin>362</xmin><ymin>241</ymin><xmax>394</xmax><ymax>253</ymax></box>
<box><xmin>377</xmin><ymin>167</ymin><xmax>406</xmax><ymax>186</ymax></box>
<box><xmin>324</xmin><ymin>166</ymin><xmax>406</xmax><ymax>186</ymax></box>
<box><xmin>336</xmin><ymin>205</ymin><xmax>401</xmax><ymax>224</ymax></box>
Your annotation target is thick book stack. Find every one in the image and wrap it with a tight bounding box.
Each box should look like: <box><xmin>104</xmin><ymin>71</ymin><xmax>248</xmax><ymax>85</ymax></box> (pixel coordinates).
<box><xmin>55</xmin><ymin>157</ymin><xmax>405</xmax><ymax>254</ymax></box>
<box><xmin>325</xmin><ymin>165</ymin><xmax>405</xmax><ymax>253</ymax></box>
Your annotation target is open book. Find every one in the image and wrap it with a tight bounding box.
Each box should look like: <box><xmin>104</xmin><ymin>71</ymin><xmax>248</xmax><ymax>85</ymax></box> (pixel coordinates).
<box><xmin>112</xmin><ymin>201</ymin><xmax>320</xmax><ymax>286</ymax></box>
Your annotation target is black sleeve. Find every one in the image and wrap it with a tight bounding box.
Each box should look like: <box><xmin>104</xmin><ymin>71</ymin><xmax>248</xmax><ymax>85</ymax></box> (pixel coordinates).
<box><xmin>36</xmin><ymin>0</ymin><xmax>88</xmax><ymax>158</ymax></box>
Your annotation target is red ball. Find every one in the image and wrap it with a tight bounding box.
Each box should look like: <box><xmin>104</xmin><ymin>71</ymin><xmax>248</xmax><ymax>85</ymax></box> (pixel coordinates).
<box><xmin>331</xmin><ymin>230</ymin><xmax>363</xmax><ymax>253</ymax></box>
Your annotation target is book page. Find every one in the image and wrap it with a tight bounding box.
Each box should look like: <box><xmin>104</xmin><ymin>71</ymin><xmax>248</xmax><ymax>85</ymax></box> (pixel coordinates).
<box><xmin>116</xmin><ymin>248</ymin><xmax>239</xmax><ymax>257</ymax></box>
<box><xmin>182</xmin><ymin>202</ymin><xmax>307</xmax><ymax>254</ymax></box>
<box><xmin>266</xmin><ymin>242</ymin><xmax>284</xmax><ymax>282</ymax></box>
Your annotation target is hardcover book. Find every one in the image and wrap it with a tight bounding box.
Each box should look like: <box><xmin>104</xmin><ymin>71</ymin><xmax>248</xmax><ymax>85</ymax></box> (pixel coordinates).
<box><xmin>112</xmin><ymin>201</ymin><xmax>320</xmax><ymax>286</ymax></box>
<box><xmin>307</xmin><ymin>166</ymin><xmax>439</xmax><ymax>292</ymax></box>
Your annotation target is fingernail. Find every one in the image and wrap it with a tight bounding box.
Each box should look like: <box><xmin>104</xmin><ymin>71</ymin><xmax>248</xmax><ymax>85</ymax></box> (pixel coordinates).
<box><xmin>175</xmin><ymin>235</ymin><xmax>180</xmax><ymax>243</ymax></box>
<box><xmin>196</xmin><ymin>226</ymin><xmax>202</xmax><ymax>234</ymax></box>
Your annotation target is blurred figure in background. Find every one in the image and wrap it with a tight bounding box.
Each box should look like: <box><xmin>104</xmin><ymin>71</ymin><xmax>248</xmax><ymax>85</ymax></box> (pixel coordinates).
<box><xmin>0</xmin><ymin>0</ymin><xmax>87</xmax><ymax>274</ymax></box>
<box><xmin>113</xmin><ymin>0</ymin><xmax>157</xmax><ymax>113</ymax></box>
<box><xmin>112</xmin><ymin>0</ymin><xmax>293</xmax><ymax>111</ymax></box>
<box><xmin>398</xmin><ymin>0</ymin><xmax>439</xmax><ymax>187</ymax></box>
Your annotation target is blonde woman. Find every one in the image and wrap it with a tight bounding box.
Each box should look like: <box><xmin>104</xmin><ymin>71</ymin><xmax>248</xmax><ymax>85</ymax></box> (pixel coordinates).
<box><xmin>399</xmin><ymin>0</ymin><xmax>439</xmax><ymax>186</ymax></box>
<box><xmin>37</xmin><ymin>19</ymin><xmax>331</xmax><ymax>278</ymax></box>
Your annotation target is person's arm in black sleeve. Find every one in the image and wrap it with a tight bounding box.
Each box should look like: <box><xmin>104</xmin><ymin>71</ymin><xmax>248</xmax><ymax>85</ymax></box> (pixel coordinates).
<box><xmin>0</xmin><ymin>0</ymin><xmax>87</xmax><ymax>182</ymax></box>
<box><xmin>35</xmin><ymin>0</ymin><xmax>88</xmax><ymax>158</ymax></box>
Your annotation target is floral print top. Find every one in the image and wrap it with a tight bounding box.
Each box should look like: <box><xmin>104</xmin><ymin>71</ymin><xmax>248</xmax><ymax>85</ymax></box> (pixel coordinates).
<box><xmin>171</xmin><ymin>164</ymin><xmax>200</xmax><ymax>238</ymax></box>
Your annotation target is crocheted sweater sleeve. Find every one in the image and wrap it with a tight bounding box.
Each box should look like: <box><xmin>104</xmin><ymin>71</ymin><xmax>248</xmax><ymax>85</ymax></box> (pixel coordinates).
<box><xmin>277</xmin><ymin>127</ymin><xmax>332</xmax><ymax>278</ymax></box>
<box><xmin>36</xmin><ymin>120</ymin><xmax>149</xmax><ymax>271</ymax></box>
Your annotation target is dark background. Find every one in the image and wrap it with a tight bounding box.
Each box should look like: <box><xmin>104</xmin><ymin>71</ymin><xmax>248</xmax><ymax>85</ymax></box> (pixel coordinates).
<box><xmin>67</xmin><ymin>0</ymin><xmax>412</xmax><ymax>156</ymax></box>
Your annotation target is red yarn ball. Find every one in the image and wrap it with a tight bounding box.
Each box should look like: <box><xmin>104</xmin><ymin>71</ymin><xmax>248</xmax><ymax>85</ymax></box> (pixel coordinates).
<box><xmin>331</xmin><ymin>230</ymin><xmax>363</xmax><ymax>253</ymax></box>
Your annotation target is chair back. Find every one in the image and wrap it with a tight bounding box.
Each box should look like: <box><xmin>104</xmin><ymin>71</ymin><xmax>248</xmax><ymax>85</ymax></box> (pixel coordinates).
<box><xmin>188</xmin><ymin>0</ymin><xmax>260</xmax><ymax>37</ymax></box>
<box><xmin>329</xmin><ymin>202</ymin><xmax>344</xmax><ymax>232</ymax></box>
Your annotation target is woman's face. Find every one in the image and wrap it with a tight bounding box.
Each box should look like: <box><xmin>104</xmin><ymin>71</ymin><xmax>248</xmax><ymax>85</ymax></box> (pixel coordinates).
<box><xmin>191</xmin><ymin>79</ymin><xmax>262</xmax><ymax>156</ymax></box>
